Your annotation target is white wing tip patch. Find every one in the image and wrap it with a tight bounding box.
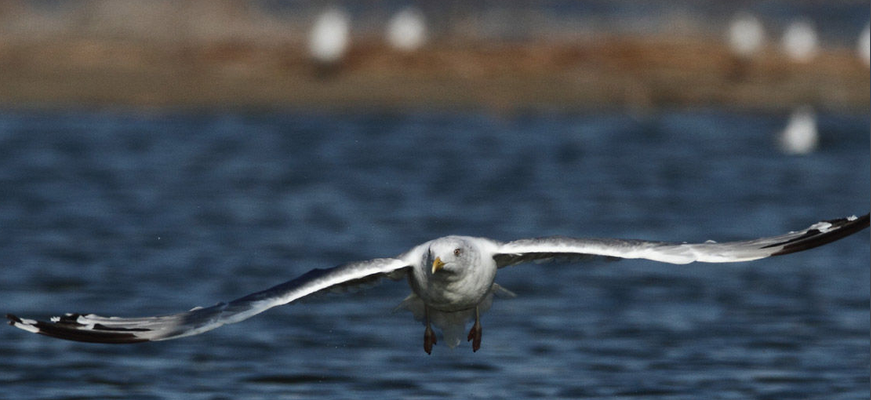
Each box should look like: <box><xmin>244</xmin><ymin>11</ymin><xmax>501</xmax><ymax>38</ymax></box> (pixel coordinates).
<box><xmin>808</xmin><ymin>221</ymin><xmax>834</xmax><ymax>233</ymax></box>
<box><xmin>50</xmin><ymin>313</ymin><xmax>87</xmax><ymax>324</ymax></box>
<box><xmin>9</xmin><ymin>316</ymin><xmax>40</xmax><ymax>334</ymax></box>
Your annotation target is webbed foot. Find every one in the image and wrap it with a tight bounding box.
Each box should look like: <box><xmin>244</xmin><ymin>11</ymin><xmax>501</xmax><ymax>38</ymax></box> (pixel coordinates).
<box><xmin>467</xmin><ymin>307</ymin><xmax>482</xmax><ymax>352</ymax></box>
<box><xmin>423</xmin><ymin>307</ymin><xmax>437</xmax><ymax>354</ymax></box>
<box><xmin>424</xmin><ymin>324</ymin><xmax>437</xmax><ymax>354</ymax></box>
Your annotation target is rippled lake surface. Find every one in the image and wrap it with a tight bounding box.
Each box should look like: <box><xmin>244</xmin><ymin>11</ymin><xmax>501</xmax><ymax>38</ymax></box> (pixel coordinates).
<box><xmin>1</xmin><ymin>110</ymin><xmax>868</xmax><ymax>400</ymax></box>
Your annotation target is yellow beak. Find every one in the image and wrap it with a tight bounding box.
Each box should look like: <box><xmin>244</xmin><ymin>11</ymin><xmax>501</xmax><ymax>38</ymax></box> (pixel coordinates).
<box><xmin>431</xmin><ymin>257</ymin><xmax>446</xmax><ymax>274</ymax></box>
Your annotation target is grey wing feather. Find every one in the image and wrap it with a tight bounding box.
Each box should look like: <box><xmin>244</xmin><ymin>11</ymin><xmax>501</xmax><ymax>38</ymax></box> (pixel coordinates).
<box><xmin>7</xmin><ymin>258</ymin><xmax>411</xmax><ymax>343</ymax></box>
<box><xmin>494</xmin><ymin>214</ymin><xmax>869</xmax><ymax>268</ymax></box>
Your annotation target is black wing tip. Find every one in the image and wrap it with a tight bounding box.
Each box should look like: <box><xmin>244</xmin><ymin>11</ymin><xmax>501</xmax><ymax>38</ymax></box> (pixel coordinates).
<box><xmin>825</xmin><ymin>213</ymin><xmax>869</xmax><ymax>228</ymax></box>
<box><xmin>7</xmin><ymin>313</ymin><xmax>22</xmax><ymax>325</ymax></box>
<box><xmin>7</xmin><ymin>313</ymin><xmax>150</xmax><ymax>344</ymax></box>
<box><xmin>769</xmin><ymin>213</ymin><xmax>870</xmax><ymax>256</ymax></box>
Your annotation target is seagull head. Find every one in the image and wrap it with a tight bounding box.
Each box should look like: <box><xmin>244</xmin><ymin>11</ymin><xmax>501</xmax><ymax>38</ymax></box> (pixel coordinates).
<box><xmin>428</xmin><ymin>237</ymin><xmax>473</xmax><ymax>275</ymax></box>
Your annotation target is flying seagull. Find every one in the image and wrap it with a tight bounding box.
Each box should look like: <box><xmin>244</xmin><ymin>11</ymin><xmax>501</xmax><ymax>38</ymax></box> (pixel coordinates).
<box><xmin>8</xmin><ymin>214</ymin><xmax>869</xmax><ymax>354</ymax></box>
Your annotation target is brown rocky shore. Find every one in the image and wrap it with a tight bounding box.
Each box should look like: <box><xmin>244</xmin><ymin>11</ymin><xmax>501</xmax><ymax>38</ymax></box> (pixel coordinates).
<box><xmin>1</xmin><ymin>36</ymin><xmax>867</xmax><ymax>112</ymax></box>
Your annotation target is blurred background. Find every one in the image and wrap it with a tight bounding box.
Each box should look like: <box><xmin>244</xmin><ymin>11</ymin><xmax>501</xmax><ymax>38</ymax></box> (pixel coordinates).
<box><xmin>0</xmin><ymin>0</ymin><xmax>868</xmax><ymax>111</ymax></box>
<box><xmin>1</xmin><ymin>1</ymin><xmax>869</xmax><ymax>400</ymax></box>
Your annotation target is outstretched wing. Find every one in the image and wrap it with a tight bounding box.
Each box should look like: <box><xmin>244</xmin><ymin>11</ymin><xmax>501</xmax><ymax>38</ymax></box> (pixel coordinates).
<box><xmin>493</xmin><ymin>214</ymin><xmax>869</xmax><ymax>267</ymax></box>
<box><xmin>7</xmin><ymin>258</ymin><xmax>411</xmax><ymax>343</ymax></box>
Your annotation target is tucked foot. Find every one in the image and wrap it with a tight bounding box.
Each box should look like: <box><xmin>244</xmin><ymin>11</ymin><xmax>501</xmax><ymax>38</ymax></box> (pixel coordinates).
<box><xmin>467</xmin><ymin>319</ymin><xmax>482</xmax><ymax>352</ymax></box>
<box><xmin>424</xmin><ymin>324</ymin><xmax>437</xmax><ymax>355</ymax></box>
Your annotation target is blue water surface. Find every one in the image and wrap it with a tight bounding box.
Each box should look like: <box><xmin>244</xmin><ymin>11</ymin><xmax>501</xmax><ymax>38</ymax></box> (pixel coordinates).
<box><xmin>0</xmin><ymin>109</ymin><xmax>868</xmax><ymax>400</ymax></box>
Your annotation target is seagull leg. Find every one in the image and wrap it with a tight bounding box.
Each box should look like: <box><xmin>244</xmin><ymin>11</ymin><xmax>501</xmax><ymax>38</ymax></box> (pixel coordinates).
<box><xmin>467</xmin><ymin>306</ymin><xmax>482</xmax><ymax>352</ymax></box>
<box><xmin>423</xmin><ymin>306</ymin><xmax>436</xmax><ymax>355</ymax></box>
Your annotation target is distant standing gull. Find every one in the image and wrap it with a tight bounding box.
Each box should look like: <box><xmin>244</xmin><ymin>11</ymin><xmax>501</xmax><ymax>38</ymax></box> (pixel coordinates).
<box><xmin>309</xmin><ymin>7</ymin><xmax>350</xmax><ymax>66</ymax></box>
<box><xmin>386</xmin><ymin>7</ymin><xmax>427</xmax><ymax>52</ymax></box>
<box><xmin>782</xmin><ymin>19</ymin><xmax>819</xmax><ymax>63</ymax></box>
<box><xmin>728</xmin><ymin>13</ymin><xmax>766</xmax><ymax>58</ymax></box>
<box><xmin>8</xmin><ymin>214</ymin><xmax>869</xmax><ymax>354</ymax></box>
<box><xmin>778</xmin><ymin>106</ymin><xmax>818</xmax><ymax>155</ymax></box>
<box><xmin>858</xmin><ymin>23</ymin><xmax>870</xmax><ymax>67</ymax></box>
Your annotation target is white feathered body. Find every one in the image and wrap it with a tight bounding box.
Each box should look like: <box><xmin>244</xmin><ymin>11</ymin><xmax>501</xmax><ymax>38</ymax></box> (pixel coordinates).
<box><xmin>399</xmin><ymin>236</ymin><xmax>502</xmax><ymax>347</ymax></box>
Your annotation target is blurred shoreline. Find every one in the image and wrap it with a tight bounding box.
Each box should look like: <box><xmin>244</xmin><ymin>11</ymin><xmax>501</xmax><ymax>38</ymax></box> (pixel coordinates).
<box><xmin>0</xmin><ymin>0</ymin><xmax>868</xmax><ymax>112</ymax></box>
<box><xmin>2</xmin><ymin>38</ymin><xmax>867</xmax><ymax>112</ymax></box>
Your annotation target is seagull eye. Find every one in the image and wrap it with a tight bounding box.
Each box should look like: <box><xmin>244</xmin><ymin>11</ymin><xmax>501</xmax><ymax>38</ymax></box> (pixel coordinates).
<box><xmin>453</xmin><ymin>248</ymin><xmax>462</xmax><ymax>256</ymax></box>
